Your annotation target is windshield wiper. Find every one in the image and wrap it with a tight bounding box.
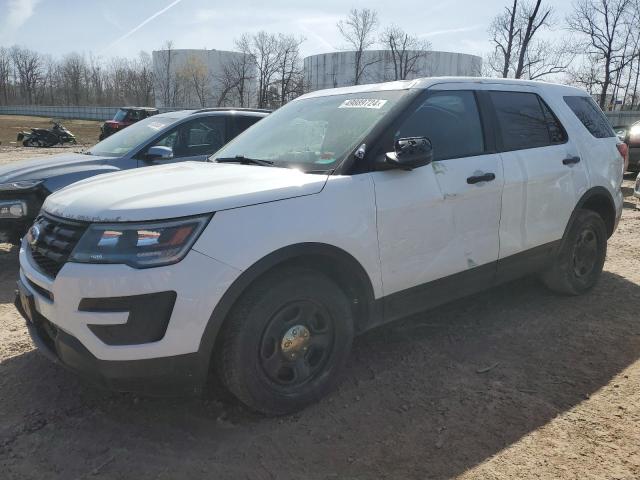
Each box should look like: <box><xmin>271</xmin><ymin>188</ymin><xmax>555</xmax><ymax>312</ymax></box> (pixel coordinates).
<box><xmin>215</xmin><ymin>155</ymin><xmax>274</xmax><ymax>167</ymax></box>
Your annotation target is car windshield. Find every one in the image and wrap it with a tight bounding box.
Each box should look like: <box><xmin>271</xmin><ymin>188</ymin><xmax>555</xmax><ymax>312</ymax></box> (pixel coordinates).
<box><xmin>212</xmin><ymin>90</ymin><xmax>408</xmax><ymax>172</ymax></box>
<box><xmin>88</xmin><ymin>116</ymin><xmax>177</xmax><ymax>157</ymax></box>
<box><xmin>113</xmin><ymin>109</ymin><xmax>128</xmax><ymax>122</ymax></box>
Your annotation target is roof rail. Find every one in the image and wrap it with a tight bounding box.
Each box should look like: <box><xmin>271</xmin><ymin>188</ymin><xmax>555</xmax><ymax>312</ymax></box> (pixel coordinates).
<box><xmin>191</xmin><ymin>107</ymin><xmax>272</xmax><ymax>114</ymax></box>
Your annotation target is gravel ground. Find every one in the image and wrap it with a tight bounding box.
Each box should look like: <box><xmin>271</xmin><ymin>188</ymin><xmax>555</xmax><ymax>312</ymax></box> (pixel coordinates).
<box><xmin>0</xmin><ymin>147</ymin><xmax>638</xmax><ymax>479</ymax></box>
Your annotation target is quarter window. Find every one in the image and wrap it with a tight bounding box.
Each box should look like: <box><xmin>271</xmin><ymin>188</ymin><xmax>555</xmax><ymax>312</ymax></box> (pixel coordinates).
<box><xmin>396</xmin><ymin>91</ymin><xmax>485</xmax><ymax>161</ymax></box>
<box><xmin>564</xmin><ymin>96</ymin><xmax>615</xmax><ymax>139</ymax></box>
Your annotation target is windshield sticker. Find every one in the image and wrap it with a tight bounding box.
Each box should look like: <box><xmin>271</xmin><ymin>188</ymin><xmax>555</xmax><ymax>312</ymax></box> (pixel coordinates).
<box><xmin>338</xmin><ymin>99</ymin><xmax>388</xmax><ymax>109</ymax></box>
<box><xmin>147</xmin><ymin>122</ymin><xmax>165</xmax><ymax>131</ymax></box>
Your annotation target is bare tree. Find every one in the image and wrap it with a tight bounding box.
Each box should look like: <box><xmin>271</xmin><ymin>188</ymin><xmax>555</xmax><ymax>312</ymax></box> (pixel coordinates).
<box><xmin>0</xmin><ymin>47</ymin><xmax>11</xmax><ymax>105</ymax></box>
<box><xmin>154</xmin><ymin>40</ymin><xmax>179</xmax><ymax>107</ymax></box>
<box><xmin>567</xmin><ymin>54</ymin><xmax>603</xmax><ymax>94</ymax></box>
<box><xmin>380</xmin><ymin>25</ymin><xmax>431</xmax><ymax>80</ymax></box>
<box><xmin>228</xmin><ymin>35</ymin><xmax>256</xmax><ymax>107</ymax></box>
<box><xmin>488</xmin><ymin>0</ymin><xmax>564</xmax><ymax>79</ymax></box>
<box><xmin>10</xmin><ymin>46</ymin><xmax>43</xmax><ymax>105</ymax></box>
<box><xmin>514</xmin><ymin>0</ymin><xmax>552</xmax><ymax>78</ymax></box>
<box><xmin>180</xmin><ymin>54</ymin><xmax>211</xmax><ymax>107</ymax></box>
<box><xmin>522</xmin><ymin>39</ymin><xmax>572</xmax><ymax>79</ymax></box>
<box><xmin>568</xmin><ymin>0</ymin><xmax>634</xmax><ymax>108</ymax></box>
<box><xmin>488</xmin><ymin>0</ymin><xmax>520</xmax><ymax>77</ymax></box>
<box><xmin>275</xmin><ymin>34</ymin><xmax>304</xmax><ymax>106</ymax></box>
<box><xmin>129</xmin><ymin>52</ymin><xmax>155</xmax><ymax>106</ymax></box>
<box><xmin>244</xmin><ymin>32</ymin><xmax>283</xmax><ymax>108</ymax></box>
<box><xmin>337</xmin><ymin>8</ymin><xmax>379</xmax><ymax>84</ymax></box>
<box><xmin>60</xmin><ymin>53</ymin><xmax>86</xmax><ymax>105</ymax></box>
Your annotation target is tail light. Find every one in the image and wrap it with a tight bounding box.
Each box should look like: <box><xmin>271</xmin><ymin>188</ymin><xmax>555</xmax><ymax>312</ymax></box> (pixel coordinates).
<box><xmin>617</xmin><ymin>142</ymin><xmax>629</xmax><ymax>173</ymax></box>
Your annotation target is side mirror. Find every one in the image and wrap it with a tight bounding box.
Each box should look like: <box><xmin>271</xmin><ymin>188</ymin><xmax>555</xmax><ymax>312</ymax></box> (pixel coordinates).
<box><xmin>385</xmin><ymin>137</ymin><xmax>433</xmax><ymax>170</ymax></box>
<box><xmin>146</xmin><ymin>146</ymin><xmax>174</xmax><ymax>161</ymax></box>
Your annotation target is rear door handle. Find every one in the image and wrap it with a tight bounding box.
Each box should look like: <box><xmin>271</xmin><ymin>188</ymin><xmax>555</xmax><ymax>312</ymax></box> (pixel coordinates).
<box><xmin>562</xmin><ymin>156</ymin><xmax>581</xmax><ymax>165</ymax></box>
<box><xmin>467</xmin><ymin>172</ymin><xmax>496</xmax><ymax>184</ymax></box>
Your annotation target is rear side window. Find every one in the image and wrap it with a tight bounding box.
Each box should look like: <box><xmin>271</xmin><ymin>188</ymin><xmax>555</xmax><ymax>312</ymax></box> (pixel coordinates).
<box><xmin>490</xmin><ymin>91</ymin><xmax>562</xmax><ymax>151</ymax></box>
<box><xmin>564</xmin><ymin>96</ymin><xmax>615</xmax><ymax>138</ymax></box>
<box><xmin>396</xmin><ymin>90</ymin><xmax>485</xmax><ymax>161</ymax></box>
<box><xmin>540</xmin><ymin>100</ymin><xmax>568</xmax><ymax>144</ymax></box>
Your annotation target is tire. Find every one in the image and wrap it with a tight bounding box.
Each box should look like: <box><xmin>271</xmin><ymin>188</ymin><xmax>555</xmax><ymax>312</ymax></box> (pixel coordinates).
<box><xmin>540</xmin><ymin>209</ymin><xmax>607</xmax><ymax>295</ymax></box>
<box><xmin>216</xmin><ymin>267</ymin><xmax>354</xmax><ymax>415</ymax></box>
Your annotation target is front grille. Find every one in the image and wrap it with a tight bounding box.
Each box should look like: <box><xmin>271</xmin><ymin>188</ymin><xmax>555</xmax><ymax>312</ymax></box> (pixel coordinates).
<box><xmin>28</xmin><ymin>214</ymin><xmax>88</xmax><ymax>278</ymax></box>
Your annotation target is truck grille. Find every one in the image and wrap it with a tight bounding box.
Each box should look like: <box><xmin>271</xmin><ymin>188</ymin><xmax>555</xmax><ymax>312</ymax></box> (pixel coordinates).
<box><xmin>28</xmin><ymin>214</ymin><xmax>88</xmax><ymax>278</ymax></box>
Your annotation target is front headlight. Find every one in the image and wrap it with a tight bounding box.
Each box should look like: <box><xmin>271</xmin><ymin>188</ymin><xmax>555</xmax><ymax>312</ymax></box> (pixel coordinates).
<box><xmin>0</xmin><ymin>179</ymin><xmax>44</xmax><ymax>191</ymax></box>
<box><xmin>69</xmin><ymin>215</ymin><xmax>211</xmax><ymax>268</ymax></box>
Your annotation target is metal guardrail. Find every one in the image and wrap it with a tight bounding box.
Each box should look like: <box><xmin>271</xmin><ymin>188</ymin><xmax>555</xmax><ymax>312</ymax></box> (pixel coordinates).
<box><xmin>605</xmin><ymin>111</ymin><xmax>640</xmax><ymax>126</ymax></box>
<box><xmin>0</xmin><ymin>105</ymin><xmax>180</xmax><ymax>121</ymax></box>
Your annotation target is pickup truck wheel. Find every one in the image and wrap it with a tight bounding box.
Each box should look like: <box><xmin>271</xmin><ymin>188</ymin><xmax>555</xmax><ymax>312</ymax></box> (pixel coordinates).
<box><xmin>541</xmin><ymin>209</ymin><xmax>607</xmax><ymax>295</ymax></box>
<box><xmin>216</xmin><ymin>267</ymin><xmax>354</xmax><ymax>415</ymax></box>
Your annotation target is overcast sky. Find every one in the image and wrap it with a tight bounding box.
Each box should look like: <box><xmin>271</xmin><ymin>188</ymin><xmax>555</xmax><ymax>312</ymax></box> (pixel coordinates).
<box><xmin>0</xmin><ymin>0</ymin><xmax>575</xmax><ymax>60</ymax></box>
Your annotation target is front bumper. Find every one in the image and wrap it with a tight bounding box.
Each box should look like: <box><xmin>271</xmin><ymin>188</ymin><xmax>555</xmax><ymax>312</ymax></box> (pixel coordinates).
<box><xmin>17</xmin><ymin>239</ymin><xmax>242</xmax><ymax>394</ymax></box>
<box><xmin>15</xmin><ymin>291</ymin><xmax>203</xmax><ymax>395</ymax></box>
<box><xmin>0</xmin><ymin>192</ymin><xmax>43</xmax><ymax>243</ymax></box>
<box><xmin>0</xmin><ymin>219</ymin><xmax>29</xmax><ymax>243</ymax></box>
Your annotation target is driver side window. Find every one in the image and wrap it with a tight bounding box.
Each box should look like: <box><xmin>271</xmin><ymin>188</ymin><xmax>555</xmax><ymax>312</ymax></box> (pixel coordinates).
<box><xmin>397</xmin><ymin>91</ymin><xmax>485</xmax><ymax>161</ymax></box>
<box><xmin>148</xmin><ymin>117</ymin><xmax>227</xmax><ymax>159</ymax></box>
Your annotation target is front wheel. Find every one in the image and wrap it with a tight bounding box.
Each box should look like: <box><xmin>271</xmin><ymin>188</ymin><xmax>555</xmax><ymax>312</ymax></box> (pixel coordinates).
<box><xmin>540</xmin><ymin>209</ymin><xmax>607</xmax><ymax>295</ymax></box>
<box><xmin>216</xmin><ymin>267</ymin><xmax>354</xmax><ymax>415</ymax></box>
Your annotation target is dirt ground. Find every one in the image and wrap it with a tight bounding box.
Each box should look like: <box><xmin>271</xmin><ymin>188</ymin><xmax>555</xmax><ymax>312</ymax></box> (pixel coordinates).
<box><xmin>0</xmin><ymin>147</ymin><xmax>639</xmax><ymax>479</ymax></box>
<box><xmin>0</xmin><ymin>115</ymin><xmax>102</xmax><ymax>147</ymax></box>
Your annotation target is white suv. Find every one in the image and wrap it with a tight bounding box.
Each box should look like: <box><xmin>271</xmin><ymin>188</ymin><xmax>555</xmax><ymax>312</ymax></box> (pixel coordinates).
<box><xmin>16</xmin><ymin>78</ymin><xmax>624</xmax><ymax>415</ymax></box>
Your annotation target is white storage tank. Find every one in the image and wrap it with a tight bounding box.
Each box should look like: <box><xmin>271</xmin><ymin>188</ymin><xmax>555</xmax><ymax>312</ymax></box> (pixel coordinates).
<box><xmin>304</xmin><ymin>50</ymin><xmax>482</xmax><ymax>91</ymax></box>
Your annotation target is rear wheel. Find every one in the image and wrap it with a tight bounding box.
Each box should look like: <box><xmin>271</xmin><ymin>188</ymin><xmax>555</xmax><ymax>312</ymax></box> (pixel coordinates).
<box><xmin>216</xmin><ymin>267</ymin><xmax>354</xmax><ymax>415</ymax></box>
<box><xmin>541</xmin><ymin>209</ymin><xmax>607</xmax><ymax>295</ymax></box>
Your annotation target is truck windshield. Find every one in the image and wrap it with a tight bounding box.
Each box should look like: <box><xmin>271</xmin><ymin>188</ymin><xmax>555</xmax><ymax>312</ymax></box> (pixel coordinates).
<box><xmin>112</xmin><ymin>109</ymin><xmax>128</xmax><ymax>122</ymax></box>
<box><xmin>212</xmin><ymin>90</ymin><xmax>408</xmax><ymax>172</ymax></box>
<box><xmin>88</xmin><ymin>116</ymin><xmax>177</xmax><ymax>157</ymax></box>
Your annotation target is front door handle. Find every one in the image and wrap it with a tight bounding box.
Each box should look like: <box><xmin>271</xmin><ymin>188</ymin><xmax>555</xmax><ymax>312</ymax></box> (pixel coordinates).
<box><xmin>467</xmin><ymin>172</ymin><xmax>496</xmax><ymax>184</ymax></box>
<box><xmin>562</xmin><ymin>156</ymin><xmax>581</xmax><ymax>165</ymax></box>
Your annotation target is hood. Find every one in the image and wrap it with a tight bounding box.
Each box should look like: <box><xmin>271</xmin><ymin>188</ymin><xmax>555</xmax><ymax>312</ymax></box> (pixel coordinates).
<box><xmin>0</xmin><ymin>152</ymin><xmax>114</xmax><ymax>185</ymax></box>
<box><xmin>43</xmin><ymin>161</ymin><xmax>329</xmax><ymax>222</ymax></box>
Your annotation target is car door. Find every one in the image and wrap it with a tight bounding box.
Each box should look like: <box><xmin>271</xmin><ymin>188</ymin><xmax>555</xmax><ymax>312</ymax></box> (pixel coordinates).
<box><xmin>487</xmin><ymin>88</ymin><xmax>589</xmax><ymax>276</ymax></box>
<box><xmin>141</xmin><ymin>116</ymin><xmax>228</xmax><ymax>166</ymax></box>
<box><xmin>370</xmin><ymin>87</ymin><xmax>504</xmax><ymax>320</ymax></box>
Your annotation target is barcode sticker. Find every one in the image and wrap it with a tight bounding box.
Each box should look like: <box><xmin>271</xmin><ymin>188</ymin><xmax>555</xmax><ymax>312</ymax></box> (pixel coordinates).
<box><xmin>338</xmin><ymin>99</ymin><xmax>388</xmax><ymax>109</ymax></box>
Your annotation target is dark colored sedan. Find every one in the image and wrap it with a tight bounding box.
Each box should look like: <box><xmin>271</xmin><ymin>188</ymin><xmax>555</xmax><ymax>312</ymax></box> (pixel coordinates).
<box><xmin>0</xmin><ymin>108</ymin><xmax>270</xmax><ymax>243</ymax></box>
